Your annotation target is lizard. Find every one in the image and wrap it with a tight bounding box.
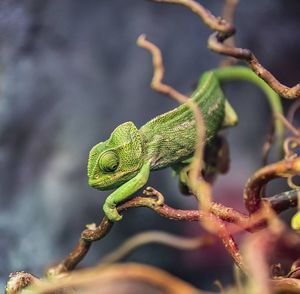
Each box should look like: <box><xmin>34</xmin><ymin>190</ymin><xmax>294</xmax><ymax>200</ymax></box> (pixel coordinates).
<box><xmin>87</xmin><ymin>65</ymin><xmax>283</xmax><ymax>222</ymax></box>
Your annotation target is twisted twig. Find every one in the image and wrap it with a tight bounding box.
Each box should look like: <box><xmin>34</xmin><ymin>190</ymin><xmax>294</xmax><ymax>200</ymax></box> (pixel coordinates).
<box><xmin>219</xmin><ymin>0</ymin><xmax>239</xmax><ymax>67</ymax></box>
<box><xmin>100</xmin><ymin>231</ymin><xmax>214</xmax><ymax>265</ymax></box>
<box><xmin>152</xmin><ymin>0</ymin><xmax>300</xmax><ymax>98</ymax></box>
<box><xmin>244</xmin><ymin>157</ymin><xmax>300</xmax><ymax>214</ymax></box>
<box><xmin>137</xmin><ymin>34</ymin><xmax>206</xmax><ymax>191</ymax></box>
<box><xmin>45</xmin><ymin>186</ymin><xmax>299</xmax><ymax>276</ymax></box>
<box><xmin>5</xmin><ymin>272</ymin><xmax>41</xmax><ymax>294</ymax></box>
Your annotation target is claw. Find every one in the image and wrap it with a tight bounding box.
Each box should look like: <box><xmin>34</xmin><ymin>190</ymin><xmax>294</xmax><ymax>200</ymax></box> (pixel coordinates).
<box><xmin>142</xmin><ymin>186</ymin><xmax>165</xmax><ymax>206</ymax></box>
<box><xmin>143</xmin><ymin>186</ymin><xmax>154</xmax><ymax>196</ymax></box>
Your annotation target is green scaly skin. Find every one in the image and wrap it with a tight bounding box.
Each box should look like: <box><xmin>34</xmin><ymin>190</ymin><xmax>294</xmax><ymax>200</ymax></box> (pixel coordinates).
<box><xmin>87</xmin><ymin>66</ymin><xmax>283</xmax><ymax>222</ymax></box>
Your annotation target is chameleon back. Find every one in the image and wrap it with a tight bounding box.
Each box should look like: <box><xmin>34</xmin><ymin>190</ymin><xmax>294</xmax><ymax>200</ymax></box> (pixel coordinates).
<box><xmin>139</xmin><ymin>71</ymin><xmax>228</xmax><ymax>169</ymax></box>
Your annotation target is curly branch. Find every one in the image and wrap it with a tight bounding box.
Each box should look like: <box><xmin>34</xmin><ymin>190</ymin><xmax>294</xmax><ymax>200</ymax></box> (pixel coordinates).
<box><xmin>288</xmin><ymin>99</ymin><xmax>300</xmax><ymax>125</ymax></box>
<box><xmin>244</xmin><ymin>224</ymin><xmax>300</xmax><ymax>293</ymax></box>
<box><xmin>46</xmin><ymin>187</ymin><xmax>299</xmax><ymax>276</ymax></box>
<box><xmin>244</xmin><ymin>157</ymin><xmax>300</xmax><ymax>214</ymax></box>
<box><xmin>271</xmin><ymin>278</ymin><xmax>300</xmax><ymax>294</ymax></box>
<box><xmin>220</xmin><ymin>0</ymin><xmax>239</xmax><ymax>67</ymax></box>
<box><xmin>34</xmin><ymin>263</ymin><xmax>204</xmax><ymax>294</ymax></box>
<box><xmin>137</xmin><ymin>34</ymin><xmax>206</xmax><ymax>190</ymax></box>
<box><xmin>5</xmin><ymin>272</ymin><xmax>41</xmax><ymax>294</ymax></box>
<box><xmin>100</xmin><ymin>231</ymin><xmax>214</xmax><ymax>265</ymax></box>
<box><xmin>152</xmin><ymin>0</ymin><xmax>300</xmax><ymax>98</ymax></box>
<box><xmin>153</xmin><ymin>0</ymin><xmax>235</xmax><ymax>34</ymax></box>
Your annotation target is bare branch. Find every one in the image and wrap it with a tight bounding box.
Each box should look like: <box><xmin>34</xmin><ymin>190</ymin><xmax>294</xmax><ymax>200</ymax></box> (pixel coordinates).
<box><xmin>152</xmin><ymin>0</ymin><xmax>300</xmax><ymax>98</ymax></box>
<box><xmin>46</xmin><ymin>187</ymin><xmax>299</xmax><ymax>276</ymax></box>
<box><xmin>137</xmin><ymin>34</ymin><xmax>214</xmax><ymax>237</ymax></box>
<box><xmin>220</xmin><ymin>0</ymin><xmax>239</xmax><ymax>67</ymax></box>
<box><xmin>153</xmin><ymin>0</ymin><xmax>235</xmax><ymax>34</ymax></box>
<box><xmin>5</xmin><ymin>272</ymin><xmax>41</xmax><ymax>294</ymax></box>
<box><xmin>34</xmin><ymin>263</ymin><xmax>206</xmax><ymax>294</ymax></box>
<box><xmin>137</xmin><ymin>34</ymin><xmax>206</xmax><ymax>184</ymax></box>
<box><xmin>244</xmin><ymin>157</ymin><xmax>300</xmax><ymax>214</ymax></box>
<box><xmin>271</xmin><ymin>278</ymin><xmax>300</xmax><ymax>294</ymax></box>
<box><xmin>288</xmin><ymin>99</ymin><xmax>300</xmax><ymax>125</ymax></box>
<box><xmin>100</xmin><ymin>231</ymin><xmax>214</xmax><ymax>265</ymax></box>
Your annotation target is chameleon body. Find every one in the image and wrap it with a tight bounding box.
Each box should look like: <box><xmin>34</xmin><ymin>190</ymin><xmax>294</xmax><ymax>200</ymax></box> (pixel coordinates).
<box><xmin>87</xmin><ymin>66</ymin><xmax>283</xmax><ymax>222</ymax></box>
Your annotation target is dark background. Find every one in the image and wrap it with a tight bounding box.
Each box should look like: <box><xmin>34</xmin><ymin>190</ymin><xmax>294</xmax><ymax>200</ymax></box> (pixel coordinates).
<box><xmin>0</xmin><ymin>0</ymin><xmax>299</xmax><ymax>291</ymax></box>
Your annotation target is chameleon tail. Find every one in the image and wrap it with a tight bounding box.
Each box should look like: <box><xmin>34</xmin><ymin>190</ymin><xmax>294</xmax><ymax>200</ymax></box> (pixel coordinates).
<box><xmin>213</xmin><ymin>65</ymin><xmax>284</xmax><ymax>155</ymax></box>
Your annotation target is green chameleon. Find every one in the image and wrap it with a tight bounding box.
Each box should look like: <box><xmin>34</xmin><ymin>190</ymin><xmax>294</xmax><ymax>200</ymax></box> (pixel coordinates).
<box><xmin>87</xmin><ymin>66</ymin><xmax>283</xmax><ymax>222</ymax></box>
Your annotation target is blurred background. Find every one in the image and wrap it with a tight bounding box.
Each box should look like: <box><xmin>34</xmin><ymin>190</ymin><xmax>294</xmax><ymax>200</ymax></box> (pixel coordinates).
<box><xmin>0</xmin><ymin>0</ymin><xmax>299</xmax><ymax>291</ymax></box>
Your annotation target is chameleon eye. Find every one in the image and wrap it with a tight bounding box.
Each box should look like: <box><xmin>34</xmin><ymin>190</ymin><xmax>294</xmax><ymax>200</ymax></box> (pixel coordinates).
<box><xmin>99</xmin><ymin>151</ymin><xmax>119</xmax><ymax>172</ymax></box>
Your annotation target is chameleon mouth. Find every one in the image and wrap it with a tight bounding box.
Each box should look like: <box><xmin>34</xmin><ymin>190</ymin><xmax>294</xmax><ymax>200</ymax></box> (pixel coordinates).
<box><xmin>88</xmin><ymin>176</ymin><xmax>120</xmax><ymax>191</ymax></box>
<box><xmin>88</xmin><ymin>178</ymin><xmax>107</xmax><ymax>190</ymax></box>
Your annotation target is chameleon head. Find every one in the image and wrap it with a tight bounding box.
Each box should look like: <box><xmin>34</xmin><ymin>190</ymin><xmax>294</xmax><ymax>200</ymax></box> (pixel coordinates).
<box><xmin>87</xmin><ymin>121</ymin><xmax>144</xmax><ymax>190</ymax></box>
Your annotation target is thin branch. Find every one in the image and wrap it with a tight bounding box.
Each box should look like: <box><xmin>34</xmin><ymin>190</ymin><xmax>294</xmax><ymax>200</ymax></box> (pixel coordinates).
<box><xmin>137</xmin><ymin>34</ymin><xmax>215</xmax><ymax>239</ymax></box>
<box><xmin>244</xmin><ymin>232</ymin><xmax>273</xmax><ymax>294</ymax></box>
<box><xmin>137</xmin><ymin>34</ymin><xmax>206</xmax><ymax>187</ymax></box>
<box><xmin>287</xmin><ymin>99</ymin><xmax>300</xmax><ymax>126</ymax></box>
<box><xmin>46</xmin><ymin>187</ymin><xmax>299</xmax><ymax>276</ymax></box>
<box><xmin>271</xmin><ymin>278</ymin><xmax>300</xmax><ymax>294</ymax></box>
<box><xmin>46</xmin><ymin>196</ymin><xmax>157</xmax><ymax>276</ymax></box>
<box><xmin>276</xmin><ymin>113</ymin><xmax>300</xmax><ymax>138</ymax></box>
<box><xmin>208</xmin><ymin>34</ymin><xmax>300</xmax><ymax>99</ymax></box>
<box><xmin>33</xmin><ymin>263</ymin><xmax>207</xmax><ymax>294</ymax></box>
<box><xmin>244</xmin><ymin>225</ymin><xmax>300</xmax><ymax>293</ymax></box>
<box><xmin>13</xmin><ymin>197</ymin><xmax>300</xmax><ymax>293</ymax></box>
<box><xmin>100</xmin><ymin>231</ymin><xmax>214</xmax><ymax>265</ymax></box>
<box><xmin>222</xmin><ymin>0</ymin><xmax>239</xmax><ymax>24</ymax></box>
<box><xmin>209</xmin><ymin>213</ymin><xmax>245</xmax><ymax>271</ymax></box>
<box><xmin>153</xmin><ymin>0</ymin><xmax>235</xmax><ymax>34</ymax></box>
<box><xmin>244</xmin><ymin>157</ymin><xmax>300</xmax><ymax>214</ymax></box>
<box><xmin>152</xmin><ymin>0</ymin><xmax>300</xmax><ymax>98</ymax></box>
<box><xmin>220</xmin><ymin>0</ymin><xmax>239</xmax><ymax>67</ymax></box>
<box><xmin>261</xmin><ymin>119</ymin><xmax>275</xmax><ymax>165</ymax></box>
<box><xmin>283</xmin><ymin>137</ymin><xmax>300</xmax><ymax>160</ymax></box>
<box><xmin>5</xmin><ymin>272</ymin><xmax>41</xmax><ymax>294</ymax></box>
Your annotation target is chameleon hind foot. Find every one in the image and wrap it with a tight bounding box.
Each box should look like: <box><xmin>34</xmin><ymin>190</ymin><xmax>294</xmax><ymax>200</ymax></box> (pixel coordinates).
<box><xmin>178</xmin><ymin>165</ymin><xmax>193</xmax><ymax>195</ymax></box>
<box><xmin>143</xmin><ymin>186</ymin><xmax>165</xmax><ymax>206</ymax></box>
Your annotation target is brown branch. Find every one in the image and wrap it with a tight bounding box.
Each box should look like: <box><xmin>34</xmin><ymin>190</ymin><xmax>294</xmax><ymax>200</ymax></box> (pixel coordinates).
<box><xmin>244</xmin><ymin>157</ymin><xmax>300</xmax><ymax>214</ymax></box>
<box><xmin>47</xmin><ymin>195</ymin><xmax>165</xmax><ymax>276</ymax></box>
<box><xmin>137</xmin><ymin>34</ymin><xmax>215</xmax><ymax>242</ymax></box>
<box><xmin>222</xmin><ymin>0</ymin><xmax>239</xmax><ymax>24</ymax></box>
<box><xmin>208</xmin><ymin>34</ymin><xmax>300</xmax><ymax>99</ymax></box>
<box><xmin>276</xmin><ymin>113</ymin><xmax>300</xmax><ymax>138</ymax></box>
<box><xmin>7</xmin><ymin>189</ymin><xmax>298</xmax><ymax>292</ymax></box>
<box><xmin>208</xmin><ymin>213</ymin><xmax>245</xmax><ymax>271</ymax></box>
<box><xmin>219</xmin><ymin>0</ymin><xmax>239</xmax><ymax>67</ymax></box>
<box><xmin>288</xmin><ymin>99</ymin><xmax>300</xmax><ymax>125</ymax></box>
<box><xmin>34</xmin><ymin>263</ymin><xmax>207</xmax><ymax>294</ymax></box>
<box><xmin>46</xmin><ymin>187</ymin><xmax>299</xmax><ymax>276</ymax></box>
<box><xmin>261</xmin><ymin>119</ymin><xmax>275</xmax><ymax>165</ymax></box>
<box><xmin>283</xmin><ymin>137</ymin><xmax>300</xmax><ymax>160</ymax></box>
<box><xmin>152</xmin><ymin>0</ymin><xmax>300</xmax><ymax>98</ymax></box>
<box><xmin>100</xmin><ymin>231</ymin><xmax>214</xmax><ymax>265</ymax></box>
<box><xmin>271</xmin><ymin>278</ymin><xmax>300</xmax><ymax>294</ymax></box>
<box><xmin>244</xmin><ymin>224</ymin><xmax>300</xmax><ymax>293</ymax></box>
<box><xmin>244</xmin><ymin>231</ymin><xmax>273</xmax><ymax>294</ymax></box>
<box><xmin>153</xmin><ymin>0</ymin><xmax>235</xmax><ymax>34</ymax></box>
<box><xmin>137</xmin><ymin>34</ymin><xmax>189</xmax><ymax>104</ymax></box>
<box><xmin>286</xmin><ymin>259</ymin><xmax>300</xmax><ymax>279</ymax></box>
<box><xmin>137</xmin><ymin>34</ymin><xmax>206</xmax><ymax>187</ymax></box>
<box><xmin>5</xmin><ymin>272</ymin><xmax>41</xmax><ymax>294</ymax></box>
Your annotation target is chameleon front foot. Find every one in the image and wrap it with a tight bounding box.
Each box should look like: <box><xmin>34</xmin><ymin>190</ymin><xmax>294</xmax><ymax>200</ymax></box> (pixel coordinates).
<box><xmin>103</xmin><ymin>203</ymin><xmax>123</xmax><ymax>222</ymax></box>
<box><xmin>143</xmin><ymin>186</ymin><xmax>165</xmax><ymax>206</ymax></box>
